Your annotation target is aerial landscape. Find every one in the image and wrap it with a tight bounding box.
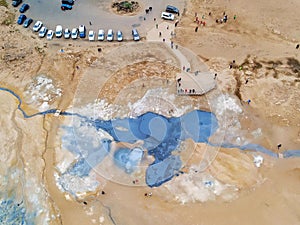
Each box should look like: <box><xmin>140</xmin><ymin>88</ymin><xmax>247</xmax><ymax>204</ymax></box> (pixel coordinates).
<box><xmin>0</xmin><ymin>0</ymin><xmax>299</xmax><ymax>224</ymax></box>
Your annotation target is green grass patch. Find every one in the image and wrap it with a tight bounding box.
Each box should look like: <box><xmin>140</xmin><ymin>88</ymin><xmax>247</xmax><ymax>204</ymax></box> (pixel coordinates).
<box><xmin>0</xmin><ymin>0</ymin><xmax>8</xmax><ymax>8</ymax></box>
<box><xmin>2</xmin><ymin>12</ymin><xmax>15</xmax><ymax>26</ymax></box>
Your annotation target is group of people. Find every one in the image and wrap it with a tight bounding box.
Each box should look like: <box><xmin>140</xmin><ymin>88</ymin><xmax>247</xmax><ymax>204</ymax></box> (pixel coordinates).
<box><xmin>177</xmin><ymin>88</ymin><xmax>196</xmax><ymax>94</ymax></box>
<box><xmin>194</xmin><ymin>13</ymin><xmax>207</xmax><ymax>32</ymax></box>
<box><xmin>193</xmin><ymin>11</ymin><xmax>237</xmax><ymax>31</ymax></box>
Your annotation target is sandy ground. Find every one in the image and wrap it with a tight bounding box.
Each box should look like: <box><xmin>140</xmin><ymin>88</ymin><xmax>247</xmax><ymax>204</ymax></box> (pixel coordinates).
<box><xmin>0</xmin><ymin>0</ymin><xmax>300</xmax><ymax>224</ymax></box>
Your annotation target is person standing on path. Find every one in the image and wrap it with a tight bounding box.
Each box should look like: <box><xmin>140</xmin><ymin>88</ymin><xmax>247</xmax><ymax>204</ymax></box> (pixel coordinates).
<box><xmin>175</xmin><ymin>20</ymin><xmax>179</xmax><ymax>27</ymax></box>
<box><xmin>195</xmin><ymin>26</ymin><xmax>198</xmax><ymax>32</ymax></box>
<box><xmin>277</xmin><ymin>144</ymin><xmax>282</xmax><ymax>150</ymax></box>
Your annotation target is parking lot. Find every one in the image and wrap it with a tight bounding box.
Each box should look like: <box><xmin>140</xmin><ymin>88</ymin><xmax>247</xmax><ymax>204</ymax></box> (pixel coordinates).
<box><xmin>17</xmin><ymin>0</ymin><xmax>184</xmax><ymax>40</ymax></box>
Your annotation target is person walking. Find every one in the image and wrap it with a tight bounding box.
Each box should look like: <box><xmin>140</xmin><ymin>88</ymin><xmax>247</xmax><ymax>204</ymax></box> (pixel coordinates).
<box><xmin>175</xmin><ymin>20</ymin><xmax>179</xmax><ymax>27</ymax></box>
<box><xmin>195</xmin><ymin>26</ymin><xmax>198</xmax><ymax>32</ymax></box>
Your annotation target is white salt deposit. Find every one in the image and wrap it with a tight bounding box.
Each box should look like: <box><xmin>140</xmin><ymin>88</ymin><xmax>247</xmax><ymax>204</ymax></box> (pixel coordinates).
<box><xmin>253</xmin><ymin>155</ymin><xmax>264</xmax><ymax>167</ymax></box>
<box><xmin>24</xmin><ymin>75</ymin><xmax>62</xmax><ymax>111</ymax></box>
<box><xmin>212</xmin><ymin>94</ymin><xmax>243</xmax><ymax>118</ymax></box>
<box><xmin>209</xmin><ymin>94</ymin><xmax>247</xmax><ymax>145</ymax></box>
<box><xmin>71</xmin><ymin>87</ymin><xmax>192</xmax><ymax>120</ymax></box>
<box><xmin>129</xmin><ymin>88</ymin><xmax>192</xmax><ymax>117</ymax></box>
<box><xmin>164</xmin><ymin>171</ymin><xmax>238</xmax><ymax>204</ymax></box>
<box><xmin>55</xmin><ymin>173</ymin><xmax>100</xmax><ymax>198</ymax></box>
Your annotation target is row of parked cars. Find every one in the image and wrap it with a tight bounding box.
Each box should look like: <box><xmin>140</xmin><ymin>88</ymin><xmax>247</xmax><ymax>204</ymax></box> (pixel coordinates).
<box><xmin>17</xmin><ymin>20</ymin><xmax>141</xmax><ymax>42</ymax></box>
<box><xmin>87</xmin><ymin>29</ymin><xmax>140</xmax><ymax>41</ymax></box>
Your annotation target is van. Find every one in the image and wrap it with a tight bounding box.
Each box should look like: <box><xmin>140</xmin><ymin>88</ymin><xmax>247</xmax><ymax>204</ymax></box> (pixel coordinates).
<box><xmin>79</xmin><ymin>25</ymin><xmax>86</xmax><ymax>38</ymax></box>
<box><xmin>107</xmin><ymin>29</ymin><xmax>113</xmax><ymax>41</ymax></box>
<box><xmin>55</xmin><ymin>25</ymin><xmax>63</xmax><ymax>38</ymax></box>
<box><xmin>166</xmin><ymin>5</ymin><xmax>179</xmax><ymax>15</ymax></box>
<box><xmin>98</xmin><ymin>29</ymin><xmax>105</xmax><ymax>41</ymax></box>
<box><xmin>132</xmin><ymin>29</ymin><xmax>140</xmax><ymax>41</ymax></box>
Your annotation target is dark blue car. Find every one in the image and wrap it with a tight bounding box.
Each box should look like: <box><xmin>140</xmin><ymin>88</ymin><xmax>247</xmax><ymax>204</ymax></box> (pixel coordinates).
<box><xmin>23</xmin><ymin>18</ymin><xmax>33</xmax><ymax>28</ymax></box>
<box><xmin>17</xmin><ymin>14</ymin><xmax>27</xmax><ymax>25</ymax></box>
<box><xmin>12</xmin><ymin>0</ymin><xmax>22</xmax><ymax>7</ymax></box>
<box><xmin>61</xmin><ymin>4</ymin><xmax>72</xmax><ymax>10</ymax></box>
<box><xmin>19</xmin><ymin>3</ymin><xmax>30</xmax><ymax>13</ymax></box>
<box><xmin>166</xmin><ymin>5</ymin><xmax>179</xmax><ymax>15</ymax></box>
<box><xmin>62</xmin><ymin>0</ymin><xmax>74</xmax><ymax>5</ymax></box>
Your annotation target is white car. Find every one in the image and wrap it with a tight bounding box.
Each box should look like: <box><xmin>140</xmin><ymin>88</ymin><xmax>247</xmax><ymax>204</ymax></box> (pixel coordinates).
<box><xmin>47</xmin><ymin>30</ymin><xmax>54</xmax><ymax>40</ymax></box>
<box><xmin>98</xmin><ymin>29</ymin><xmax>105</xmax><ymax>41</ymax></box>
<box><xmin>88</xmin><ymin>30</ymin><xmax>95</xmax><ymax>41</ymax></box>
<box><xmin>107</xmin><ymin>29</ymin><xmax>113</xmax><ymax>41</ymax></box>
<box><xmin>78</xmin><ymin>25</ymin><xmax>86</xmax><ymax>38</ymax></box>
<box><xmin>161</xmin><ymin>12</ymin><xmax>175</xmax><ymax>20</ymax></box>
<box><xmin>116</xmin><ymin>30</ymin><xmax>123</xmax><ymax>42</ymax></box>
<box><xmin>33</xmin><ymin>20</ymin><xmax>43</xmax><ymax>32</ymax></box>
<box><xmin>64</xmin><ymin>28</ymin><xmax>71</xmax><ymax>39</ymax></box>
<box><xmin>39</xmin><ymin>26</ymin><xmax>48</xmax><ymax>38</ymax></box>
<box><xmin>132</xmin><ymin>29</ymin><xmax>140</xmax><ymax>41</ymax></box>
<box><xmin>71</xmin><ymin>28</ymin><xmax>78</xmax><ymax>39</ymax></box>
<box><xmin>55</xmin><ymin>25</ymin><xmax>63</xmax><ymax>38</ymax></box>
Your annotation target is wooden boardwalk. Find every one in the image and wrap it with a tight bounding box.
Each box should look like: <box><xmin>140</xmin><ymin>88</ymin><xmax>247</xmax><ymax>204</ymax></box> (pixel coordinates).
<box><xmin>176</xmin><ymin>71</ymin><xmax>216</xmax><ymax>95</ymax></box>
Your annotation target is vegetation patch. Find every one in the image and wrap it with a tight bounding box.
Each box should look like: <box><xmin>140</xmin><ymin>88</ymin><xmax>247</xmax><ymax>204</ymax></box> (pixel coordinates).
<box><xmin>2</xmin><ymin>12</ymin><xmax>15</xmax><ymax>26</ymax></box>
<box><xmin>112</xmin><ymin>1</ymin><xmax>139</xmax><ymax>13</ymax></box>
<box><xmin>0</xmin><ymin>0</ymin><xmax>8</xmax><ymax>8</ymax></box>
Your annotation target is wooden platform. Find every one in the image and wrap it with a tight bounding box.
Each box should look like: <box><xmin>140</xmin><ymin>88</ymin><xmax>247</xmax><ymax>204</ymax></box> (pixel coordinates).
<box><xmin>176</xmin><ymin>71</ymin><xmax>216</xmax><ymax>95</ymax></box>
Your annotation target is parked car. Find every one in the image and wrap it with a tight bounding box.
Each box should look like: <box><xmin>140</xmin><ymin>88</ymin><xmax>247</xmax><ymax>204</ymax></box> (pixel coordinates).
<box><xmin>107</xmin><ymin>29</ymin><xmax>113</xmax><ymax>41</ymax></box>
<box><xmin>98</xmin><ymin>29</ymin><xmax>105</xmax><ymax>41</ymax></box>
<box><xmin>116</xmin><ymin>30</ymin><xmax>123</xmax><ymax>42</ymax></box>
<box><xmin>12</xmin><ymin>0</ymin><xmax>22</xmax><ymax>7</ymax></box>
<box><xmin>71</xmin><ymin>28</ymin><xmax>78</xmax><ymax>39</ymax></box>
<box><xmin>78</xmin><ymin>25</ymin><xmax>86</xmax><ymax>38</ymax></box>
<box><xmin>55</xmin><ymin>25</ymin><xmax>63</xmax><ymax>38</ymax></box>
<box><xmin>165</xmin><ymin>5</ymin><xmax>179</xmax><ymax>15</ymax></box>
<box><xmin>132</xmin><ymin>29</ymin><xmax>140</xmax><ymax>41</ymax></box>
<box><xmin>88</xmin><ymin>30</ymin><xmax>95</xmax><ymax>41</ymax></box>
<box><xmin>33</xmin><ymin>21</ymin><xmax>43</xmax><ymax>32</ymax></box>
<box><xmin>61</xmin><ymin>4</ymin><xmax>72</xmax><ymax>10</ymax></box>
<box><xmin>39</xmin><ymin>26</ymin><xmax>48</xmax><ymax>38</ymax></box>
<box><xmin>23</xmin><ymin>18</ymin><xmax>33</xmax><ymax>28</ymax></box>
<box><xmin>64</xmin><ymin>28</ymin><xmax>71</xmax><ymax>39</ymax></box>
<box><xmin>62</xmin><ymin>0</ymin><xmax>74</xmax><ymax>5</ymax></box>
<box><xmin>17</xmin><ymin>14</ymin><xmax>26</xmax><ymax>25</ymax></box>
<box><xmin>161</xmin><ymin>12</ymin><xmax>175</xmax><ymax>20</ymax></box>
<box><xmin>19</xmin><ymin>3</ymin><xmax>29</xmax><ymax>13</ymax></box>
<box><xmin>47</xmin><ymin>30</ymin><xmax>54</xmax><ymax>40</ymax></box>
